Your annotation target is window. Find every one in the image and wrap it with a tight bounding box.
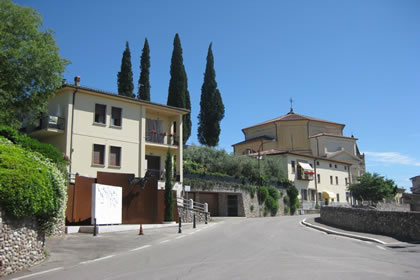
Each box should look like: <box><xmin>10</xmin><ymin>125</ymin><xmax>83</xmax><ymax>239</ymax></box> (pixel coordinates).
<box><xmin>336</xmin><ymin>194</ymin><xmax>340</xmax><ymax>202</ymax></box>
<box><xmin>111</xmin><ymin>107</ymin><xmax>122</xmax><ymax>127</ymax></box>
<box><xmin>291</xmin><ymin>160</ymin><xmax>295</xmax><ymax>173</ymax></box>
<box><xmin>317</xmin><ymin>161</ymin><xmax>320</xmax><ymax>166</ymax></box>
<box><xmin>330</xmin><ymin>176</ymin><xmax>333</xmax><ymax>184</ymax></box>
<box><xmin>336</xmin><ymin>176</ymin><xmax>339</xmax><ymax>185</ymax></box>
<box><xmin>329</xmin><ymin>163</ymin><xmax>332</xmax><ymax>168</ymax></box>
<box><xmin>335</xmin><ymin>164</ymin><xmax>337</xmax><ymax>168</ymax></box>
<box><xmin>344</xmin><ymin>166</ymin><xmax>347</xmax><ymax>170</ymax></box>
<box><xmin>345</xmin><ymin>177</ymin><xmax>348</xmax><ymax>185</ymax></box>
<box><xmin>301</xmin><ymin>189</ymin><xmax>308</xmax><ymax>201</ymax></box>
<box><xmin>109</xmin><ymin>146</ymin><xmax>121</xmax><ymax>167</ymax></box>
<box><xmin>317</xmin><ymin>174</ymin><xmax>321</xmax><ymax>183</ymax></box>
<box><xmin>318</xmin><ymin>192</ymin><xmax>322</xmax><ymax>202</ymax></box>
<box><xmin>346</xmin><ymin>192</ymin><xmax>350</xmax><ymax>202</ymax></box>
<box><xmin>92</xmin><ymin>144</ymin><xmax>105</xmax><ymax>165</ymax></box>
<box><xmin>94</xmin><ymin>104</ymin><xmax>106</xmax><ymax>124</ymax></box>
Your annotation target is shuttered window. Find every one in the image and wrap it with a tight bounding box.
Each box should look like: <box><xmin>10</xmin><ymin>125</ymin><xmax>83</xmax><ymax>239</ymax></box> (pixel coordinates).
<box><xmin>109</xmin><ymin>146</ymin><xmax>121</xmax><ymax>167</ymax></box>
<box><xmin>111</xmin><ymin>107</ymin><xmax>122</xmax><ymax>127</ymax></box>
<box><xmin>146</xmin><ymin>119</ymin><xmax>163</xmax><ymax>143</ymax></box>
<box><xmin>94</xmin><ymin>104</ymin><xmax>106</xmax><ymax>124</ymax></box>
<box><xmin>93</xmin><ymin>144</ymin><xmax>105</xmax><ymax>165</ymax></box>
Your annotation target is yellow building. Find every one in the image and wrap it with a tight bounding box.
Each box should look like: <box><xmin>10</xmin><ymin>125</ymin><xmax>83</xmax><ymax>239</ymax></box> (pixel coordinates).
<box><xmin>233</xmin><ymin>109</ymin><xmax>365</xmax><ymax>207</ymax></box>
<box><xmin>26</xmin><ymin>77</ymin><xmax>189</xmax><ymax>184</ymax></box>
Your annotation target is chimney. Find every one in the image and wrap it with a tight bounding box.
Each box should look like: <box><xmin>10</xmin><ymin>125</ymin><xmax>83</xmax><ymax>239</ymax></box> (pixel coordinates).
<box><xmin>74</xmin><ymin>76</ymin><xmax>80</xmax><ymax>87</ymax></box>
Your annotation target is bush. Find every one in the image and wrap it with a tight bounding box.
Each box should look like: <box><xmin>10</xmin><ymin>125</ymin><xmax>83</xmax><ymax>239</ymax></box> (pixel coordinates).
<box><xmin>265</xmin><ymin>196</ymin><xmax>279</xmax><ymax>216</ymax></box>
<box><xmin>284</xmin><ymin>206</ymin><xmax>290</xmax><ymax>214</ymax></box>
<box><xmin>0</xmin><ymin>137</ymin><xmax>67</xmax><ymax>233</ymax></box>
<box><xmin>250</xmin><ymin>204</ymin><xmax>254</xmax><ymax>212</ymax></box>
<box><xmin>286</xmin><ymin>185</ymin><xmax>299</xmax><ymax>215</ymax></box>
<box><xmin>267</xmin><ymin>186</ymin><xmax>280</xmax><ymax>201</ymax></box>
<box><xmin>0</xmin><ymin>125</ymin><xmax>68</xmax><ymax>173</ymax></box>
<box><xmin>257</xmin><ymin>186</ymin><xmax>269</xmax><ymax>205</ymax></box>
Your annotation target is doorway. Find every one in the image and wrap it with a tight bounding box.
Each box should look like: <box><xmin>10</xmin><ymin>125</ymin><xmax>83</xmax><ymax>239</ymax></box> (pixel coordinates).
<box><xmin>146</xmin><ymin>155</ymin><xmax>160</xmax><ymax>178</ymax></box>
<box><xmin>227</xmin><ymin>195</ymin><xmax>238</xmax><ymax>216</ymax></box>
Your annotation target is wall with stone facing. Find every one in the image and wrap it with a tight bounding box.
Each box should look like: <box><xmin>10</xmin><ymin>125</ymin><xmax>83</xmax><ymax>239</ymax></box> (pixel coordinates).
<box><xmin>0</xmin><ymin>208</ymin><xmax>45</xmax><ymax>277</ymax></box>
<box><xmin>320</xmin><ymin>206</ymin><xmax>420</xmax><ymax>241</ymax></box>
<box><xmin>178</xmin><ymin>206</ymin><xmax>210</xmax><ymax>223</ymax></box>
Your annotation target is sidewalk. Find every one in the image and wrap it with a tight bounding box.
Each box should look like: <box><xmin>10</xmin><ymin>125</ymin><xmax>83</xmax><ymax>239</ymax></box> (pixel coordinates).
<box><xmin>302</xmin><ymin>216</ymin><xmax>403</xmax><ymax>245</ymax></box>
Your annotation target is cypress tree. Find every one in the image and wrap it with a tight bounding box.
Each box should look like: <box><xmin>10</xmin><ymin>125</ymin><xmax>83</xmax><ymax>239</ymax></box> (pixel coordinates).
<box><xmin>167</xmin><ymin>33</ymin><xmax>191</xmax><ymax>144</ymax></box>
<box><xmin>198</xmin><ymin>43</ymin><xmax>225</xmax><ymax>146</ymax></box>
<box><xmin>164</xmin><ymin>148</ymin><xmax>174</xmax><ymax>221</ymax></box>
<box><xmin>117</xmin><ymin>41</ymin><xmax>135</xmax><ymax>98</ymax></box>
<box><xmin>138</xmin><ymin>38</ymin><xmax>151</xmax><ymax>101</ymax></box>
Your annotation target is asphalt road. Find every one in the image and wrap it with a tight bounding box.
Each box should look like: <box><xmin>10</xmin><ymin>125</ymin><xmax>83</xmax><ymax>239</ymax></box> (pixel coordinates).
<box><xmin>7</xmin><ymin>215</ymin><xmax>420</xmax><ymax>280</ymax></box>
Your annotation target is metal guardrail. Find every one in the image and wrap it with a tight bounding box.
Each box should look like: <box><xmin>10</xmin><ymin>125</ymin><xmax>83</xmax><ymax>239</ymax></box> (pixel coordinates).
<box><xmin>177</xmin><ymin>198</ymin><xmax>207</xmax><ymax>212</ymax></box>
<box><xmin>146</xmin><ymin>133</ymin><xmax>180</xmax><ymax>146</ymax></box>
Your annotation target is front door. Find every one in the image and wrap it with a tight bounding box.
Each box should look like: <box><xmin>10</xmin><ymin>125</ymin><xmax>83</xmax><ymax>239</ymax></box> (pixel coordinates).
<box><xmin>227</xmin><ymin>195</ymin><xmax>238</xmax><ymax>216</ymax></box>
<box><xmin>146</xmin><ymin>155</ymin><xmax>160</xmax><ymax>178</ymax></box>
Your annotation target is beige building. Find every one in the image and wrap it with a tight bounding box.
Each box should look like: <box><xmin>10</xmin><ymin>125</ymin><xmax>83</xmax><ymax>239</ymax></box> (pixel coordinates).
<box><xmin>233</xmin><ymin>109</ymin><xmax>365</xmax><ymax>207</ymax></box>
<box><xmin>26</xmin><ymin>78</ymin><xmax>189</xmax><ymax>184</ymax></box>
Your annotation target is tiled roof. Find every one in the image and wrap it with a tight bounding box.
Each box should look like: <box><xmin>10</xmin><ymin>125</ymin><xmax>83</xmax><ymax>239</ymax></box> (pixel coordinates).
<box><xmin>248</xmin><ymin>149</ymin><xmax>351</xmax><ymax>165</ymax></box>
<box><xmin>232</xmin><ymin>135</ymin><xmax>275</xmax><ymax>146</ymax></box>
<box><xmin>243</xmin><ymin>111</ymin><xmax>345</xmax><ymax>131</ymax></box>
<box><xmin>309</xmin><ymin>133</ymin><xmax>358</xmax><ymax>140</ymax></box>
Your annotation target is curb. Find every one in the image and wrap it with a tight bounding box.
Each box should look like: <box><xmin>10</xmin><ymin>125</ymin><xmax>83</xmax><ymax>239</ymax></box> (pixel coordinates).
<box><xmin>300</xmin><ymin>218</ymin><xmax>387</xmax><ymax>245</ymax></box>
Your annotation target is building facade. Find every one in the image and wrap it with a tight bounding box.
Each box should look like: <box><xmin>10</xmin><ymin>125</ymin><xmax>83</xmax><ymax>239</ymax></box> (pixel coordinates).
<box><xmin>233</xmin><ymin>109</ymin><xmax>365</xmax><ymax>207</ymax></box>
<box><xmin>26</xmin><ymin>78</ymin><xmax>188</xmax><ymax>183</ymax></box>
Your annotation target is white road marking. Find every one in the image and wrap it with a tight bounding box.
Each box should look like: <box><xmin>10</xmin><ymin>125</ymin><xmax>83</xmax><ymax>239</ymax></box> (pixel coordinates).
<box><xmin>300</xmin><ymin>221</ymin><xmax>327</xmax><ymax>234</ymax></box>
<box><xmin>79</xmin><ymin>255</ymin><xmax>115</xmax><ymax>265</ymax></box>
<box><xmin>196</xmin><ymin>229</ymin><xmax>202</xmax><ymax>232</ymax></box>
<box><xmin>189</xmin><ymin>231</ymin><xmax>196</xmax><ymax>235</ymax></box>
<box><xmin>159</xmin><ymin>240</ymin><xmax>170</xmax><ymax>244</ymax></box>
<box><xmin>376</xmin><ymin>245</ymin><xmax>386</xmax><ymax>250</ymax></box>
<box><xmin>11</xmin><ymin>267</ymin><xmax>64</xmax><ymax>280</ymax></box>
<box><xmin>175</xmin><ymin>235</ymin><xmax>186</xmax><ymax>239</ymax></box>
<box><xmin>130</xmin><ymin>245</ymin><xmax>151</xmax><ymax>251</ymax></box>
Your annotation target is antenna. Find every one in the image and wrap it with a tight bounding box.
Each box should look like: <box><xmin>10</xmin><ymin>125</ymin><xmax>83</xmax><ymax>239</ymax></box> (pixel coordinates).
<box><xmin>289</xmin><ymin>97</ymin><xmax>294</xmax><ymax>114</ymax></box>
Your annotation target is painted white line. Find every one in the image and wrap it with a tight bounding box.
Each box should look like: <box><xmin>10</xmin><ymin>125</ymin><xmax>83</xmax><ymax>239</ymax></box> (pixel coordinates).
<box><xmin>376</xmin><ymin>245</ymin><xmax>386</xmax><ymax>251</ymax></box>
<box><xmin>79</xmin><ymin>255</ymin><xmax>115</xmax><ymax>265</ymax></box>
<box><xmin>175</xmin><ymin>235</ymin><xmax>186</xmax><ymax>239</ymax></box>
<box><xmin>196</xmin><ymin>229</ymin><xmax>202</xmax><ymax>232</ymax></box>
<box><xmin>11</xmin><ymin>267</ymin><xmax>64</xmax><ymax>280</ymax></box>
<box><xmin>159</xmin><ymin>240</ymin><xmax>170</xmax><ymax>244</ymax></box>
<box><xmin>130</xmin><ymin>245</ymin><xmax>151</xmax><ymax>251</ymax></box>
<box><xmin>189</xmin><ymin>231</ymin><xmax>196</xmax><ymax>235</ymax></box>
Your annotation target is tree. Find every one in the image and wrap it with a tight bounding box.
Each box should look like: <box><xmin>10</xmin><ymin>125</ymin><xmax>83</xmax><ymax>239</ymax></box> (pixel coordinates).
<box><xmin>286</xmin><ymin>185</ymin><xmax>299</xmax><ymax>215</ymax></box>
<box><xmin>167</xmin><ymin>33</ymin><xmax>191</xmax><ymax>144</ymax></box>
<box><xmin>0</xmin><ymin>0</ymin><xmax>69</xmax><ymax>128</ymax></box>
<box><xmin>348</xmin><ymin>172</ymin><xmax>397</xmax><ymax>204</ymax></box>
<box><xmin>164</xmin><ymin>148</ymin><xmax>174</xmax><ymax>221</ymax></box>
<box><xmin>198</xmin><ymin>43</ymin><xmax>225</xmax><ymax>146</ymax></box>
<box><xmin>138</xmin><ymin>38</ymin><xmax>150</xmax><ymax>101</ymax></box>
<box><xmin>117</xmin><ymin>41</ymin><xmax>134</xmax><ymax>98</ymax></box>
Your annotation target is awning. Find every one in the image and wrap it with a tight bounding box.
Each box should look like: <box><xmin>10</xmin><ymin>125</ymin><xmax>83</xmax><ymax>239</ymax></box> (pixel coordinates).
<box><xmin>322</xmin><ymin>191</ymin><xmax>335</xmax><ymax>200</ymax></box>
<box><xmin>298</xmin><ymin>162</ymin><xmax>314</xmax><ymax>175</ymax></box>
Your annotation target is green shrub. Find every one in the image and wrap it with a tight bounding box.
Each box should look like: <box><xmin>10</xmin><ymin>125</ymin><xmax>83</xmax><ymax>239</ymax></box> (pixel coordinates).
<box><xmin>249</xmin><ymin>187</ymin><xmax>256</xmax><ymax>199</ymax></box>
<box><xmin>0</xmin><ymin>125</ymin><xmax>68</xmax><ymax>173</ymax></box>
<box><xmin>286</xmin><ymin>185</ymin><xmax>299</xmax><ymax>215</ymax></box>
<box><xmin>283</xmin><ymin>195</ymin><xmax>290</xmax><ymax>204</ymax></box>
<box><xmin>0</xmin><ymin>137</ymin><xmax>67</xmax><ymax>233</ymax></box>
<box><xmin>284</xmin><ymin>206</ymin><xmax>290</xmax><ymax>215</ymax></box>
<box><xmin>250</xmin><ymin>204</ymin><xmax>254</xmax><ymax>212</ymax></box>
<box><xmin>267</xmin><ymin>186</ymin><xmax>280</xmax><ymax>200</ymax></box>
<box><xmin>257</xmin><ymin>186</ymin><xmax>269</xmax><ymax>204</ymax></box>
<box><xmin>264</xmin><ymin>196</ymin><xmax>279</xmax><ymax>216</ymax></box>
<box><xmin>315</xmin><ymin>204</ymin><xmax>320</xmax><ymax>210</ymax></box>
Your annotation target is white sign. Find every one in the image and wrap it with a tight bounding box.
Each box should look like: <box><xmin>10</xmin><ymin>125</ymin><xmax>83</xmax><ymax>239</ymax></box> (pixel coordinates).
<box><xmin>184</xmin><ymin>185</ymin><xmax>191</xmax><ymax>192</ymax></box>
<box><xmin>91</xmin><ymin>183</ymin><xmax>122</xmax><ymax>225</ymax></box>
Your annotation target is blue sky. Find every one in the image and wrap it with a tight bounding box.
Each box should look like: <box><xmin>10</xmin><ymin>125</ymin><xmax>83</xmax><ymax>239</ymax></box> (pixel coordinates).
<box><xmin>16</xmin><ymin>0</ymin><xmax>420</xmax><ymax>191</ymax></box>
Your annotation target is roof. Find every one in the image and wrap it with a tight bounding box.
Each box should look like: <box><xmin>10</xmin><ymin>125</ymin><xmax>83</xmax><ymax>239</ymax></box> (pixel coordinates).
<box><xmin>242</xmin><ymin>111</ymin><xmax>345</xmax><ymax>131</ymax></box>
<box><xmin>309</xmin><ymin>133</ymin><xmax>358</xmax><ymax>140</ymax></box>
<box><xmin>232</xmin><ymin>135</ymin><xmax>275</xmax><ymax>146</ymax></box>
<box><xmin>249</xmin><ymin>149</ymin><xmax>352</xmax><ymax>165</ymax></box>
<box><xmin>59</xmin><ymin>84</ymin><xmax>190</xmax><ymax>115</ymax></box>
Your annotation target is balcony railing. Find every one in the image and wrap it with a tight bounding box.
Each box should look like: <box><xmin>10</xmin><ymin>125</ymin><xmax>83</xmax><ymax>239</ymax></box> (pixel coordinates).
<box><xmin>26</xmin><ymin>115</ymin><xmax>65</xmax><ymax>134</ymax></box>
<box><xmin>146</xmin><ymin>132</ymin><xmax>180</xmax><ymax>146</ymax></box>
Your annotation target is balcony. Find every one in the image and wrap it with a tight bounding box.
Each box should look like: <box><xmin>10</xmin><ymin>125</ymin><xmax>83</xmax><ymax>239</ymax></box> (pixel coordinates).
<box><xmin>26</xmin><ymin>115</ymin><xmax>65</xmax><ymax>138</ymax></box>
<box><xmin>145</xmin><ymin>131</ymin><xmax>180</xmax><ymax>148</ymax></box>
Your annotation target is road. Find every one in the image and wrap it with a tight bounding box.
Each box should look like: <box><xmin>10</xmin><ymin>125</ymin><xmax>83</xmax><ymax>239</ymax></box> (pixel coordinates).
<box><xmin>8</xmin><ymin>215</ymin><xmax>420</xmax><ymax>280</ymax></box>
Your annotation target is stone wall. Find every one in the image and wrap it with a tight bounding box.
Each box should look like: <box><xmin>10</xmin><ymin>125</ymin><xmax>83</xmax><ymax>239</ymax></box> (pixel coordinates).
<box><xmin>178</xmin><ymin>206</ymin><xmax>211</xmax><ymax>223</ymax></box>
<box><xmin>320</xmin><ymin>206</ymin><xmax>420</xmax><ymax>241</ymax></box>
<box><xmin>0</xmin><ymin>208</ymin><xmax>46</xmax><ymax>277</ymax></box>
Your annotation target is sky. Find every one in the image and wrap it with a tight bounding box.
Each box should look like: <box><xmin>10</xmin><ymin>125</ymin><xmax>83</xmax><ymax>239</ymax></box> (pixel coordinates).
<box><xmin>15</xmin><ymin>0</ymin><xmax>420</xmax><ymax>191</ymax></box>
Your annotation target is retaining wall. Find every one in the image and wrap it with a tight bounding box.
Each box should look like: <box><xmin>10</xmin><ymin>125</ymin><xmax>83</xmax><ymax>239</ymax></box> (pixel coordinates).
<box><xmin>0</xmin><ymin>208</ymin><xmax>45</xmax><ymax>277</ymax></box>
<box><xmin>178</xmin><ymin>206</ymin><xmax>210</xmax><ymax>223</ymax></box>
<box><xmin>320</xmin><ymin>206</ymin><xmax>420</xmax><ymax>241</ymax></box>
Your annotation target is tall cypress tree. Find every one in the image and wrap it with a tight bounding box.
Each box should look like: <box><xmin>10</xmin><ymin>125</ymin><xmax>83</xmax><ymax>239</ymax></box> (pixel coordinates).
<box><xmin>138</xmin><ymin>38</ymin><xmax>151</xmax><ymax>101</ymax></box>
<box><xmin>117</xmin><ymin>41</ymin><xmax>134</xmax><ymax>98</ymax></box>
<box><xmin>167</xmin><ymin>33</ymin><xmax>191</xmax><ymax>144</ymax></box>
<box><xmin>198</xmin><ymin>43</ymin><xmax>225</xmax><ymax>146</ymax></box>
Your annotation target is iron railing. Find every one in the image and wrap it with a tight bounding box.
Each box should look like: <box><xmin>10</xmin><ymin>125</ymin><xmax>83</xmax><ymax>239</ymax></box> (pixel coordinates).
<box><xmin>177</xmin><ymin>198</ymin><xmax>207</xmax><ymax>212</ymax></box>
<box><xmin>146</xmin><ymin>132</ymin><xmax>180</xmax><ymax>146</ymax></box>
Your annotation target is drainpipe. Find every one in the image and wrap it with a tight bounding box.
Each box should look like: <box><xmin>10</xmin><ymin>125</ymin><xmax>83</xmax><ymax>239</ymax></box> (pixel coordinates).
<box><xmin>69</xmin><ymin>76</ymin><xmax>80</xmax><ymax>178</ymax></box>
<box><xmin>316</xmin><ymin>136</ymin><xmax>320</xmax><ymax>157</ymax></box>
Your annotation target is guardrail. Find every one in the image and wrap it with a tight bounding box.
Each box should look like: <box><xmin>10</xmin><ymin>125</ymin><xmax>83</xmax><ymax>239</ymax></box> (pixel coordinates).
<box><xmin>177</xmin><ymin>198</ymin><xmax>208</xmax><ymax>213</ymax></box>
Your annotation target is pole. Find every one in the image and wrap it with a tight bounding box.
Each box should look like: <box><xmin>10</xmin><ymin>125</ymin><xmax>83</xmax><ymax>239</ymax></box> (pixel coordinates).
<box><xmin>178</xmin><ymin>216</ymin><xmax>182</xmax><ymax>233</ymax></box>
<box><xmin>93</xmin><ymin>218</ymin><xmax>97</xmax><ymax>237</ymax></box>
<box><xmin>205</xmin><ymin>212</ymin><xmax>208</xmax><ymax>224</ymax></box>
<box><xmin>193</xmin><ymin>214</ymin><xmax>196</xmax><ymax>229</ymax></box>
